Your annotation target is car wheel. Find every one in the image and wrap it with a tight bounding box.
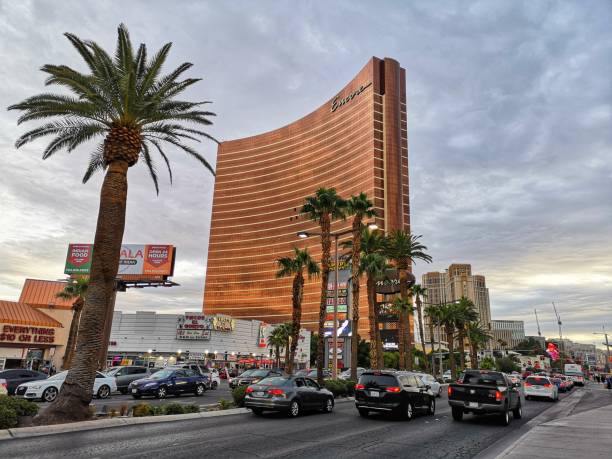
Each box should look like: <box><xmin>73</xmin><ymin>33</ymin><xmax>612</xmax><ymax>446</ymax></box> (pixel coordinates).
<box><xmin>97</xmin><ymin>385</ymin><xmax>111</xmax><ymax>399</ymax></box>
<box><xmin>195</xmin><ymin>384</ymin><xmax>205</xmax><ymax>396</ymax></box>
<box><xmin>251</xmin><ymin>408</ymin><xmax>263</xmax><ymax>416</ymax></box>
<box><xmin>156</xmin><ymin>386</ymin><xmax>167</xmax><ymax>399</ymax></box>
<box><xmin>212</xmin><ymin>381</ymin><xmax>218</xmax><ymax>389</ymax></box>
<box><xmin>42</xmin><ymin>386</ymin><xmax>58</xmax><ymax>403</ymax></box>
<box><xmin>428</xmin><ymin>398</ymin><xmax>436</xmax><ymax>415</ymax></box>
<box><xmin>513</xmin><ymin>402</ymin><xmax>522</xmax><ymax>419</ymax></box>
<box><xmin>324</xmin><ymin>397</ymin><xmax>334</xmax><ymax>413</ymax></box>
<box><xmin>405</xmin><ymin>402</ymin><xmax>414</xmax><ymax>421</ymax></box>
<box><xmin>500</xmin><ymin>409</ymin><xmax>511</xmax><ymax>426</ymax></box>
<box><xmin>437</xmin><ymin>386</ymin><xmax>442</xmax><ymax>397</ymax></box>
<box><xmin>288</xmin><ymin>400</ymin><xmax>300</xmax><ymax>418</ymax></box>
<box><xmin>358</xmin><ymin>408</ymin><xmax>369</xmax><ymax>417</ymax></box>
<box><xmin>451</xmin><ymin>407</ymin><xmax>463</xmax><ymax>421</ymax></box>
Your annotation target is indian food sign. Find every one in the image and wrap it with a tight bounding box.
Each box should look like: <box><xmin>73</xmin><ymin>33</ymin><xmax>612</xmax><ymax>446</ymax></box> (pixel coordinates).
<box><xmin>65</xmin><ymin>244</ymin><xmax>175</xmax><ymax>277</ymax></box>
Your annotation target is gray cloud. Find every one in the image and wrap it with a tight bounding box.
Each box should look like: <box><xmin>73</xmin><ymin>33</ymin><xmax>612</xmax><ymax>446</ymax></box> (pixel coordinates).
<box><xmin>0</xmin><ymin>0</ymin><xmax>610</xmax><ymax>346</ymax></box>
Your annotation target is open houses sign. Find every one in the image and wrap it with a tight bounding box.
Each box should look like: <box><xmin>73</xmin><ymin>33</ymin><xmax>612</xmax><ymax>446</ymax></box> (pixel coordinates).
<box><xmin>0</xmin><ymin>325</ymin><xmax>56</xmax><ymax>345</ymax></box>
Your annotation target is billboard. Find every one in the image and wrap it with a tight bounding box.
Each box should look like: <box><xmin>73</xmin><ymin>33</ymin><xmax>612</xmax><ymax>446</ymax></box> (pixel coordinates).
<box><xmin>65</xmin><ymin>243</ymin><xmax>175</xmax><ymax>278</ymax></box>
<box><xmin>176</xmin><ymin>313</ymin><xmax>212</xmax><ymax>340</ymax></box>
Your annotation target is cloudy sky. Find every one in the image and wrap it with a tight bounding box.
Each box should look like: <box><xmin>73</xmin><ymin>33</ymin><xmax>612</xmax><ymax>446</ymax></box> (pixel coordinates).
<box><xmin>0</xmin><ymin>1</ymin><xmax>610</xmax><ymax>347</ymax></box>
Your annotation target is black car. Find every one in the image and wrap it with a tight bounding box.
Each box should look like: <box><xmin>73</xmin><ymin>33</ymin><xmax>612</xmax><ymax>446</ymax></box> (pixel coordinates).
<box><xmin>0</xmin><ymin>369</ymin><xmax>47</xmax><ymax>395</ymax></box>
<box><xmin>448</xmin><ymin>370</ymin><xmax>522</xmax><ymax>426</ymax></box>
<box><xmin>230</xmin><ymin>369</ymin><xmax>283</xmax><ymax>389</ymax></box>
<box><xmin>355</xmin><ymin>371</ymin><xmax>436</xmax><ymax>420</ymax></box>
<box><xmin>244</xmin><ymin>375</ymin><xmax>334</xmax><ymax>417</ymax></box>
<box><xmin>128</xmin><ymin>368</ymin><xmax>208</xmax><ymax>399</ymax></box>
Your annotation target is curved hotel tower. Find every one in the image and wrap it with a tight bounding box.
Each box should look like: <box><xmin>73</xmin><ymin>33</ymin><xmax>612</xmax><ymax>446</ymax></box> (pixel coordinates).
<box><xmin>203</xmin><ymin>57</ymin><xmax>410</xmax><ymax>338</ymax></box>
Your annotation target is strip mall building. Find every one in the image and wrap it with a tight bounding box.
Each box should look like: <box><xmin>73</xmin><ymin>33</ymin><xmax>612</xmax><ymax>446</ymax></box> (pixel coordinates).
<box><xmin>204</xmin><ymin>57</ymin><xmax>411</xmax><ymax>338</ymax></box>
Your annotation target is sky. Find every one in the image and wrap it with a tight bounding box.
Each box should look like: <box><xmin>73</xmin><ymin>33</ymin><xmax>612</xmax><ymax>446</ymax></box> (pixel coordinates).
<box><xmin>0</xmin><ymin>0</ymin><xmax>610</xmax><ymax>348</ymax></box>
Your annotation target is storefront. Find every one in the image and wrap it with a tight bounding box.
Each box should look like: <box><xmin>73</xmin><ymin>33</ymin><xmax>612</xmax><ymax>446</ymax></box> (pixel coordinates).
<box><xmin>0</xmin><ymin>300</ymin><xmax>64</xmax><ymax>371</ymax></box>
<box><xmin>107</xmin><ymin>311</ymin><xmax>311</xmax><ymax>370</ymax></box>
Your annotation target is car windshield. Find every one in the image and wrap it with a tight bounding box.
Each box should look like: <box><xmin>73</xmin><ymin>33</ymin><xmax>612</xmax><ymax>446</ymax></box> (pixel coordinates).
<box><xmin>257</xmin><ymin>377</ymin><xmax>290</xmax><ymax>386</ymax></box>
<box><xmin>294</xmin><ymin>370</ymin><xmax>308</xmax><ymax>377</ymax></box>
<box><xmin>250</xmin><ymin>370</ymin><xmax>270</xmax><ymax>377</ymax></box>
<box><xmin>151</xmin><ymin>370</ymin><xmax>174</xmax><ymax>379</ymax></box>
<box><xmin>105</xmin><ymin>367</ymin><xmax>122</xmax><ymax>376</ymax></box>
<box><xmin>239</xmin><ymin>370</ymin><xmax>255</xmax><ymax>377</ymax></box>
<box><xmin>526</xmin><ymin>377</ymin><xmax>550</xmax><ymax>386</ymax></box>
<box><xmin>358</xmin><ymin>374</ymin><xmax>398</xmax><ymax>388</ymax></box>
<box><xmin>460</xmin><ymin>372</ymin><xmax>505</xmax><ymax>386</ymax></box>
<box><xmin>47</xmin><ymin>371</ymin><xmax>68</xmax><ymax>380</ymax></box>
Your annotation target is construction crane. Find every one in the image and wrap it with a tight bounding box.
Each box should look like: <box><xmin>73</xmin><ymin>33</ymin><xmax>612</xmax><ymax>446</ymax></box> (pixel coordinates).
<box><xmin>552</xmin><ymin>301</ymin><xmax>563</xmax><ymax>341</ymax></box>
<box><xmin>534</xmin><ymin>309</ymin><xmax>542</xmax><ymax>337</ymax></box>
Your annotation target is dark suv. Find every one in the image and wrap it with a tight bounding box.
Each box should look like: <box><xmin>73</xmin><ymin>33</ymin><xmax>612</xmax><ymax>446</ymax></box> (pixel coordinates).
<box><xmin>105</xmin><ymin>366</ymin><xmax>150</xmax><ymax>394</ymax></box>
<box><xmin>355</xmin><ymin>371</ymin><xmax>436</xmax><ymax>420</ymax></box>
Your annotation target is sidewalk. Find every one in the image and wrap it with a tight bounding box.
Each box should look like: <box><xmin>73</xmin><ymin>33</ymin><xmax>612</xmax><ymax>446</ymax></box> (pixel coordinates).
<box><xmin>497</xmin><ymin>386</ymin><xmax>612</xmax><ymax>458</ymax></box>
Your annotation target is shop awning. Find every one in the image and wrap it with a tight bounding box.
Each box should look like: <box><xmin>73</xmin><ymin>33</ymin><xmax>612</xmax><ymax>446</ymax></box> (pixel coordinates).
<box><xmin>19</xmin><ymin>279</ymin><xmax>74</xmax><ymax>310</ymax></box>
<box><xmin>0</xmin><ymin>300</ymin><xmax>64</xmax><ymax>327</ymax></box>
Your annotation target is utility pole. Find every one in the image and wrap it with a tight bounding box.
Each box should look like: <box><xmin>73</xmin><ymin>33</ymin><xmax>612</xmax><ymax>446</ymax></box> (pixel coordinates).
<box><xmin>594</xmin><ymin>327</ymin><xmax>611</xmax><ymax>372</ymax></box>
<box><xmin>534</xmin><ymin>309</ymin><xmax>542</xmax><ymax>337</ymax></box>
<box><xmin>552</xmin><ymin>302</ymin><xmax>563</xmax><ymax>351</ymax></box>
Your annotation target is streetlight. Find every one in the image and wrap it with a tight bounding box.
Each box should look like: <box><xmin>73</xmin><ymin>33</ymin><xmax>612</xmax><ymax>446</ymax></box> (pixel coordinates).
<box><xmin>593</xmin><ymin>328</ymin><xmax>611</xmax><ymax>371</ymax></box>
<box><xmin>296</xmin><ymin>221</ymin><xmax>378</xmax><ymax>379</ymax></box>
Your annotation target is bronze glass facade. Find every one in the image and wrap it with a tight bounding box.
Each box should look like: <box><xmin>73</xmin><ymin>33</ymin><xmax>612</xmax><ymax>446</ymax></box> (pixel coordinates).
<box><xmin>203</xmin><ymin>57</ymin><xmax>410</xmax><ymax>337</ymax></box>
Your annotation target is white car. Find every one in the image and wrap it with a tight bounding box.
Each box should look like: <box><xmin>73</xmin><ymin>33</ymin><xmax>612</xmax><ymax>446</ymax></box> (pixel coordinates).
<box><xmin>443</xmin><ymin>370</ymin><xmax>452</xmax><ymax>382</ymax></box>
<box><xmin>0</xmin><ymin>378</ymin><xmax>7</xmax><ymax>396</ymax></box>
<box><xmin>339</xmin><ymin>367</ymin><xmax>366</xmax><ymax>380</ymax></box>
<box><xmin>202</xmin><ymin>368</ymin><xmax>221</xmax><ymax>389</ymax></box>
<box><xmin>524</xmin><ymin>375</ymin><xmax>558</xmax><ymax>401</ymax></box>
<box><xmin>415</xmin><ymin>373</ymin><xmax>442</xmax><ymax>397</ymax></box>
<box><xmin>16</xmin><ymin>370</ymin><xmax>117</xmax><ymax>403</ymax></box>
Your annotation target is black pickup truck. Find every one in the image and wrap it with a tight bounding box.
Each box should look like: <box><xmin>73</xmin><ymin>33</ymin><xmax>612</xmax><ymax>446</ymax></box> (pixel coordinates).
<box><xmin>447</xmin><ymin>370</ymin><xmax>522</xmax><ymax>426</ymax></box>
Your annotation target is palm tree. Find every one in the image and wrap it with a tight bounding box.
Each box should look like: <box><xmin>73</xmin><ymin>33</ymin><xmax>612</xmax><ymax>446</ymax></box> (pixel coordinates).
<box><xmin>455</xmin><ymin>297</ymin><xmax>479</xmax><ymax>371</ymax></box>
<box><xmin>437</xmin><ymin>301</ymin><xmax>461</xmax><ymax>379</ymax></box>
<box><xmin>9</xmin><ymin>25</ymin><xmax>216</xmax><ymax>423</ymax></box>
<box><xmin>56</xmin><ymin>277</ymin><xmax>89</xmax><ymax>370</ymax></box>
<box><xmin>341</xmin><ymin>227</ymin><xmax>387</xmax><ymax>369</ymax></box>
<box><xmin>424</xmin><ymin>303</ymin><xmax>443</xmax><ymax>376</ymax></box>
<box><xmin>467</xmin><ymin>321</ymin><xmax>492</xmax><ymax>369</ymax></box>
<box><xmin>411</xmin><ymin>284</ymin><xmax>429</xmax><ymax>373</ymax></box>
<box><xmin>383</xmin><ymin>231</ymin><xmax>432</xmax><ymax>370</ymax></box>
<box><xmin>275</xmin><ymin>247</ymin><xmax>319</xmax><ymax>374</ymax></box>
<box><xmin>267</xmin><ymin>327</ymin><xmax>286</xmax><ymax>368</ymax></box>
<box><xmin>301</xmin><ymin>188</ymin><xmax>347</xmax><ymax>384</ymax></box>
<box><xmin>345</xmin><ymin>192</ymin><xmax>376</xmax><ymax>381</ymax></box>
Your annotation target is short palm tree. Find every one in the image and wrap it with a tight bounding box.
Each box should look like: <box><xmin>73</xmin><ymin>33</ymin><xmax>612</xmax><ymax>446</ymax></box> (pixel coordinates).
<box><xmin>345</xmin><ymin>192</ymin><xmax>376</xmax><ymax>381</ymax></box>
<box><xmin>267</xmin><ymin>327</ymin><xmax>286</xmax><ymax>368</ymax></box>
<box><xmin>424</xmin><ymin>303</ymin><xmax>443</xmax><ymax>376</ymax></box>
<box><xmin>275</xmin><ymin>247</ymin><xmax>319</xmax><ymax>374</ymax></box>
<box><xmin>455</xmin><ymin>297</ymin><xmax>479</xmax><ymax>371</ymax></box>
<box><xmin>437</xmin><ymin>301</ymin><xmax>461</xmax><ymax>379</ymax></box>
<box><xmin>411</xmin><ymin>284</ymin><xmax>429</xmax><ymax>373</ymax></box>
<box><xmin>56</xmin><ymin>277</ymin><xmax>89</xmax><ymax>370</ymax></box>
<box><xmin>301</xmin><ymin>187</ymin><xmax>347</xmax><ymax>384</ymax></box>
<box><xmin>467</xmin><ymin>321</ymin><xmax>492</xmax><ymax>369</ymax></box>
<box><xmin>9</xmin><ymin>25</ymin><xmax>216</xmax><ymax>423</ymax></box>
<box><xmin>383</xmin><ymin>231</ymin><xmax>432</xmax><ymax>370</ymax></box>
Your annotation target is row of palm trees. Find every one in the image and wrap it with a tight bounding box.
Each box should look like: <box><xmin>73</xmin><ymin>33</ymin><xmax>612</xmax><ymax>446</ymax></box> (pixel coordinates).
<box><xmin>276</xmin><ymin>187</ymin><xmax>433</xmax><ymax>384</ymax></box>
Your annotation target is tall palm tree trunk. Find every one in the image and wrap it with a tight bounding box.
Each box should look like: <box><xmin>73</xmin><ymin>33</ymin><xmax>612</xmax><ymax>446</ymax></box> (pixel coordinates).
<box><xmin>446</xmin><ymin>326</ymin><xmax>456</xmax><ymax>379</ymax></box>
<box><xmin>62</xmin><ymin>298</ymin><xmax>84</xmax><ymax>370</ymax></box>
<box><xmin>416</xmin><ymin>297</ymin><xmax>428</xmax><ymax>373</ymax></box>
<box><xmin>366</xmin><ymin>276</ymin><xmax>378</xmax><ymax>369</ymax></box>
<box><xmin>397</xmin><ymin>305</ymin><xmax>406</xmax><ymax>370</ymax></box>
<box><xmin>428</xmin><ymin>319</ymin><xmax>436</xmax><ymax>376</ymax></box>
<box><xmin>470</xmin><ymin>343</ymin><xmax>478</xmax><ymax>369</ymax></box>
<box><xmin>317</xmin><ymin>216</ymin><xmax>331</xmax><ymax>386</ymax></box>
<box><xmin>286</xmin><ymin>273</ymin><xmax>304</xmax><ymax>374</ymax></box>
<box><xmin>399</xmin><ymin>268</ymin><xmax>413</xmax><ymax>370</ymax></box>
<box><xmin>37</xmin><ymin>161</ymin><xmax>129</xmax><ymax>425</ymax></box>
<box><xmin>458</xmin><ymin>331</ymin><xmax>466</xmax><ymax>370</ymax></box>
<box><xmin>350</xmin><ymin>217</ymin><xmax>362</xmax><ymax>381</ymax></box>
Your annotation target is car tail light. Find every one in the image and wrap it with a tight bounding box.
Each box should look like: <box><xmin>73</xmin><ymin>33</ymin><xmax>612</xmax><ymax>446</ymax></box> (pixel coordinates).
<box><xmin>495</xmin><ymin>390</ymin><xmax>502</xmax><ymax>402</ymax></box>
<box><xmin>524</xmin><ymin>382</ymin><xmax>531</xmax><ymax>387</ymax></box>
<box><xmin>245</xmin><ymin>387</ymin><xmax>254</xmax><ymax>394</ymax></box>
<box><xmin>386</xmin><ymin>386</ymin><xmax>401</xmax><ymax>393</ymax></box>
<box><xmin>355</xmin><ymin>384</ymin><xmax>365</xmax><ymax>390</ymax></box>
<box><xmin>543</xmin><ymin>383</ymin><xmax>552</xmax><ymax>388</ymax></box>
<box><xmin>268</xmin><ymin>389</ymin><xmax>285</xmax><ymax>396</ymax></box>
<box><xmin>447</xmin><ymin>386</ymin><xmax>453</xmax><ymax>396</ymax></box>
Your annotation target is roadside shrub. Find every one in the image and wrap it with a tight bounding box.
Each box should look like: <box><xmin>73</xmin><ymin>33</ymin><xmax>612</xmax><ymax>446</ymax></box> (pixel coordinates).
<box><xmin>218</xmin><ymin>399</ymin><xmax>233</xmax><ymax>410</ymax></box>
<box><xmin>109</xmin><ymin>408</ymin><xmax>118</xmax><ymax>418</ymax></box>
<box><xmin>132</xmin><ymin>402</ymin><xmax>153</xmax><ymax>417</ymax></box>
<box><xmin>151</xmin><ymin>405</ymin><xmax>164</xmax><ymax>416</ymax></box>
<box><xmin>0</xmin><ymin>405</ymin><xmax>18</xmax><ymax>429</ymax></box>
<box><xmin>183</xmin><ymin>403</ymin><xmax>200</xmax><ymax>414</ymax></box>
<box><xmin>0</xmin><ymin>396</ymin><xmax>39</xmax><ymax>417</ymax></box>
<box><xmin>119</xmin><ymin>403</ymin><xmax>129</xmax><ymax>417</ymax></box>
<box><xmin>163</xmin><ymin>403</ymin><xmax>185</xmax><ymax>415</ymax></box>
<box><xmin>324</xmin><ymin>379</ymin><xmax>347</xmax><ymax>398</ymax></box>
<box><xmin>344</xmin><ymin>380</ymin><xmax>356</xmax><ymax>396</ymax></box>
<box><xmin>232</xmin><ymin>386</ymin><xmax>247</xmax><ymax>407</ymax></box>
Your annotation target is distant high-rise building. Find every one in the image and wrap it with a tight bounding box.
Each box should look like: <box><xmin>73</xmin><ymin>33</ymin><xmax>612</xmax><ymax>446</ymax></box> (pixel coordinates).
<box><xmin>491</xmin><ymin>320</ymin><xmax>525</xmax><ymax>350</ymax></box>
<box><xmin>421</xmin><ymin>264</ymin><xmax>492</xmax><ymax>345</ymax></box>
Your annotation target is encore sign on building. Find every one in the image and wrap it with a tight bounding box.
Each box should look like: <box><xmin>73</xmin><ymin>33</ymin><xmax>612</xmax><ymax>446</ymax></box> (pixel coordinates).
<box><xmin>0</xmin><ymin>325</ymin><xmax>56</xmax><ymax>345</ymax></box>
<box><xmin>64</xmin><ymin>243</ymin><xmax>175</xmax><ymax>278</ymax></box>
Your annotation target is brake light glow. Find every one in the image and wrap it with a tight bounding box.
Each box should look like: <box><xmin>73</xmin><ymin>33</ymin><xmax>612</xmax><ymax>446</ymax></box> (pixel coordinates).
<box><xmin>495</xmin><ymin>390</ymin><xmax>502</xmax><ymax>402</ymax></box>
<box><xmin>543</xmin><ymin>383</ymin><xmax>552</xmax><ymax>388</ymax></box>
<box><xmin>448</xmin><ymin>386</ymin><xmax>453</xmax><ymax>396</ymax></box>
<box><xmin>268</xmin><ymin>388</ymin><xmax>285</xmax><ymax>396</ymax></box>
<box><xmin>386</xmin><ymin>386</ymin><xmax>401</xmax><ymax>393</ymax></box>
<box><xmin>355</xmin><ymin>384</ymin><xmax>365</xmax><ymax>390</ymax></box>
<box><xmin>245</xmin><ymin>387</ymin><xmax>254</xmax><ymax>394</ymax></box>
<box><xmin>524</xmin><ymin>382</ymin><xmax>531</xmax><ymax>387</ymax></box>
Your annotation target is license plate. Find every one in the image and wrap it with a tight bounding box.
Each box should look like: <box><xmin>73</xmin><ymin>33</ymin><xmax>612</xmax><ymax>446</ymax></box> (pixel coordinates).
<box><xmin>255</xmin><ymin>391</ymin><xmax>264</xmax><ymax>397</ymax></box>
<box><xmin>533</xmin><ymin>386</ymin><xmax>541</xmax><ymax>390</ymax></box>
<box><xmin>468</xmin><ymin>402</ymin><xmax>478</xmax><ymax>408</ymax></box>
<box><xmin>369</xmin><ymin>391</ymin><xmax>380</xmax><ymax>397</ymax></box>
<box><xmin>132</xmin><ymin>388</ymin><xmax>137</xmax><ymax>394</ymax></box>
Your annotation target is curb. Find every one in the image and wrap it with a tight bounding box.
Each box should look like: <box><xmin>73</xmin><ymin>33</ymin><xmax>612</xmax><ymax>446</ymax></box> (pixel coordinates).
<box><xmin>0</xmin><ymin>407</ymin><xmax>249</xmax><ymax>441</ymax></box>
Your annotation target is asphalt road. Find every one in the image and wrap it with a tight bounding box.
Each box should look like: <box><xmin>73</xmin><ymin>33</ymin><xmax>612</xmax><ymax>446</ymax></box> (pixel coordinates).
<box><xmin>3</xmin><ymin>388</ymin><xmax>576</xmax><ymax>459</ymax></box>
